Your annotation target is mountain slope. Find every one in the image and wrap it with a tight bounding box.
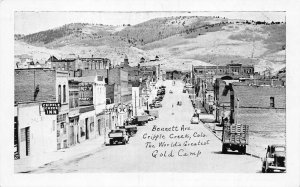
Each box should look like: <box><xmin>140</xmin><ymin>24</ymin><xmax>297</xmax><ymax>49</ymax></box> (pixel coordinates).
<box><xmin>15</xmin><ymin>16</ymin><xmax>286</xmax><ymax>72</ymax></box>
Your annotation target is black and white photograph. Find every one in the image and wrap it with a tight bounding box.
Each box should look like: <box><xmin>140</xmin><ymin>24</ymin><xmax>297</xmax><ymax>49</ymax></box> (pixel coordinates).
<box><xmin>0</xmin><ymin>0</ymin><xmax>300</xmax><ymax>187</ymax></box>
<box><xmin>13</xmin><ymin>10</ymin><xmax>287</xmax><ymax>173</ymax></box>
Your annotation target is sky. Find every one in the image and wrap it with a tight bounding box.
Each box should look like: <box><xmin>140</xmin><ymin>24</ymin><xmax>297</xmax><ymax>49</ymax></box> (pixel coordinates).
<box><xmin>15</xmin><ymin>11</ymin><xmax>286</xmax><ymax>35</ymax></box>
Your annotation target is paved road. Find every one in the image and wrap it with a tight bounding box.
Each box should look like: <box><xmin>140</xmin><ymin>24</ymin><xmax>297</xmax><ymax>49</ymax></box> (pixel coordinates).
<box><xmin>33</xmin><ymin>80</ymin><xmax>261</xmax><ymax>173</ymax></box>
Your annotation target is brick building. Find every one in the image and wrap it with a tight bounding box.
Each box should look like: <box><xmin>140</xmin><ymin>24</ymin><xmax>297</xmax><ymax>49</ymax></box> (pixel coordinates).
<box><xmin>15</xmin><ymin>68</ymin><xmax>70</xmax><ymax>151</ymax></box>
<box><xmin>219</xmin><ymin>82</ymin><xmax>286</xmax><ymax>126</ymax></box>
<box><xmin>47</xmin><ymin>55</ymin><xmax>111</xmax><ymax>77</ymax></box>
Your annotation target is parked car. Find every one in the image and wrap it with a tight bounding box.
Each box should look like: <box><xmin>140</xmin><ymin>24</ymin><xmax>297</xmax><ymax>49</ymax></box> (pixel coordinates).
<box><xmin>155</xmin><ymin>102</ymin><xmax>162</xmax><ymax>108</ymax></box>
<box><xmin>149</xmin><ymin>103</ymin><xmax>155</xmax><ymax>108</ymax></box>
<box><xmin>169</xmin><ymin>90</ymin><xmax>173</xmax><ymax>94</ymax></box>
<box><xmin>107</xmin><ymin>129</ymin><xmax>129</xmax><ymax>145</ymax></box>
<box><xmin>177</xmin><ymin>101</ymin><xmax>182</xmax><ymax>106</ymax></box>
<box><xmin>262</xmin><ymin>144</ymin><xmax>286</xmax><ymax>173</ymax></box>
<box><xmin>183</xmin><ymin>89</ymin><xmax>186</xmax><ymax>93</ymax></box>
<box><xmin>148</xmin><ymin>115</ymin><xmax>155</xmax><ymax>121</ymax></box>
<box><xmin>190</xmin><ymin>116</ymin><xmax>199</xmax><ymax>124</ymax></box>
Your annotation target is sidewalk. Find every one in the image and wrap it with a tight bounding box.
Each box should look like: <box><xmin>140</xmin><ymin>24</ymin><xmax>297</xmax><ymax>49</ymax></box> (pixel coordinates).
<box><xmin>14</xmin><ymin>136</ymin><xmax>105</xmax><ymax>173</ymax></box>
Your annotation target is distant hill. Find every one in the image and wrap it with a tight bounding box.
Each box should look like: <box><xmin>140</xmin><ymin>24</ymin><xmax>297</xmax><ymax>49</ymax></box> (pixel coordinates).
<box><xmin>15</xmin><ymin>16</ymin><xmax>286</xmax><ymax>72</ymax></box>
<box><xmin>17</xmin><ymin>16</ymin><xmax>228</xmax><ymax>47</ymax></box>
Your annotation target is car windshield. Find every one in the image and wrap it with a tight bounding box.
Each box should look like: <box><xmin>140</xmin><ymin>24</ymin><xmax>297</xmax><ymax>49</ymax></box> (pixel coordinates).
<box><xmin>275</xmin><ymin>147</ymin><xmax>285</xmax><ymax>152</ymax></box>
<box><xmin>111</xmin><ymin>130</ymin><xmax>123</xmax><ymax>133</ymax></box>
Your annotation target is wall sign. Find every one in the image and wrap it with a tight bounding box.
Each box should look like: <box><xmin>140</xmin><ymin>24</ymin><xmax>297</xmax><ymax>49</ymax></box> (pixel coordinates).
<box><xmin>42</xmin><ymin>103</ymin><xmax>61</xmax><ymax>115</ymax></box>
<box><xmin>79</xmin><ymin>82</ymin><xmax>93</xmax><ymax>106</ymax></box>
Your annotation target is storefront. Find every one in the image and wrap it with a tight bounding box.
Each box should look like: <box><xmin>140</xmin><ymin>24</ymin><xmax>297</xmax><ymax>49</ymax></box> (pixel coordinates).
<box><xmin>96</xmin><ymin>111</ymin><xmax>106</xmax><ymax>136</ymax></box>
<box><xmin>78</xmin><ymin>106</ymin><xmax>95</xmax><ymax>142</ymax></box>
<box><xmin>57</xmin><ymin>112</ymin><xmax>69</xmax><ymax>150</ymax></box>
<box><xmin>68</xmin><ymin>109</ymin><xmax>79</xmax><ymax>146</ymax></box>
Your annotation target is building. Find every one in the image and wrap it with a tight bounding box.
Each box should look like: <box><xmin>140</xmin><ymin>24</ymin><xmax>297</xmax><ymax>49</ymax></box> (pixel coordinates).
<box><xmin>68</xmin><ymin>80</ymin><xmax>80</xmax><ymax>146</ymax></box>
<box><xmin>139</xmin><ymin>65</ymin><xmax>157</xmax><ymax>81</ymax></box>
<box><xmin>119</xmin><ymin>55</ymin><xmax>141</xmax><ymax>82</ymax></box>
<box><xmin>108</xmin><ymin>68</ymin><xmax>131</xmax><ymax>104</ymax></box>
<box><xmin>220</xmin><ymin>82</ymin><xmax>286</xmax><ymax>126</ymax></box>
<box><xmin>15</xmin><ymin>68</ymin><xmax>70</xmax><ymax>150</ymax></box>
<box><xmin>192</xmin><ymin>63</ymin><xmax>254</xmax><ymax>78</ymax></box>
<box><xmin>14</xmin><ymin>102</ymin><xmax>57</xmax><ymax>159</ymax></box>
<box><xmin>166</xmin><ymin>70</ymin><xmax>183</xmax><ymax>80</ymax></box>
<box><xmin>47</xmin><ymin>55</ymin><xmax>111</xmax><ymax>77</ymax></box>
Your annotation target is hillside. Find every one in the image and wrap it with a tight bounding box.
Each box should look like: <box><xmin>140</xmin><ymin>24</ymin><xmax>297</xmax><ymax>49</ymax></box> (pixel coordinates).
<box><xmin>15</xmin><ymin>16</ymin><xmax>286</xmax><ymax>72</ymax></box>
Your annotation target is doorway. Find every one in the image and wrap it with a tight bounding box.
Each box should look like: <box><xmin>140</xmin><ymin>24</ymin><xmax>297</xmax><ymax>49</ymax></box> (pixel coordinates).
<box><xmin>85</xmin><ymin>118</ymin><xmax>89</xmax><ymax>139</ymax></box>
<box><xmin>25</xmin><ymin>127</ymin><xmax>30</xmax><ymax>156</ymax></box>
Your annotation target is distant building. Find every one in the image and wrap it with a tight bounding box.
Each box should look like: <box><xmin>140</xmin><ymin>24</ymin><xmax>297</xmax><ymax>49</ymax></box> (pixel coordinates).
<box><xmin>166</xmin><ymin>70</ymin><xmax>183</xmax><ymax>80</ymax></box>
<box><xmin>192</xmin><ymin>63</ymin><xmax>254</xmax><ymax>78</ymax></box>
<box><xmin>47</xmin><ymin>55</ymin><xmax>111</xmax><ymax>77</ymax></box>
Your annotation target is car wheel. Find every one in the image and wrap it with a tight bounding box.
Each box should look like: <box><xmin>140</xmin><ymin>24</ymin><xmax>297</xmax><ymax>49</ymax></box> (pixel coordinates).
<box><xmin>222</xmin><ymin>144</ymin><xmax>227</xmax><ymax>154</ymax></box>
<box><xmin>262</xmin><ymin>162</ymin><xmax>266</xmax><ymax>173</ymax></box>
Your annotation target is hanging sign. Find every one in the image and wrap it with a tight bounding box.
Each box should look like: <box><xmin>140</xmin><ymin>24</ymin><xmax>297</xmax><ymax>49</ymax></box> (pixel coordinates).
<box><xmin>42</xmin><ymin>103</ymin><xmax>61</xmax><ymax>115</ymax></box>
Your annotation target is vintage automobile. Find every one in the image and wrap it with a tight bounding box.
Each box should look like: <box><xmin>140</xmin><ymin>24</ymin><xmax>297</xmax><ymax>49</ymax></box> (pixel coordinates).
<box><xmin>149</xmin><ymin>103</ymin><xmax>155</xmax><ymax>109</ymax></box>
<box><xmin>262</xmin><ymin>144</ymin><xmax>286</xmax><ymax>173</ymax></box>
<box><xmin>124</xmin><ymin>125</ymin><xmax>138</xmax><ymax>137</ymax></box>
<box><xmin>148</xmin><ymin>115</ymin><xmax>155</xmax><ymax>121</ymax></box>
<box><xmin>107</xmin><ymin>129</ymin><xmax>129</xmax><ymax>145</ymax></box>
<box><xmin>154</xmin><ymin>102</ymin><xmax>162</xmax><ymax>108</ymax></box>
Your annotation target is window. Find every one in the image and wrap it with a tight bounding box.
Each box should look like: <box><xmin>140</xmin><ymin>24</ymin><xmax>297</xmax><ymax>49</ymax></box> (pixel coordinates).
<box><xmin>63</xmin><ymin>123</ymin><xmax>67</xmax><ymax>134</ymax></box>
<box><xmin>270</xmin><ymin>97</ymin><xmax>275</xmax><ymax>108</ymax></box>
<box><xmin>63</xmin><ymin>85</ymin><xmax>66</xmax><ymax>103</ymax></box>
<box><xmin>58</xmin><ymin>85</ymin><xmax>61</xmax><ymax>103</ymax></box>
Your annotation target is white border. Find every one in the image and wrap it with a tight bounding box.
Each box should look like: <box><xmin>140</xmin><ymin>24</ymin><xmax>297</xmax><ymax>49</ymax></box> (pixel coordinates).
<box><xmin>1</xmin><ymin>0</ymin><xmax>300</xmax><ymax>187</ymax></box>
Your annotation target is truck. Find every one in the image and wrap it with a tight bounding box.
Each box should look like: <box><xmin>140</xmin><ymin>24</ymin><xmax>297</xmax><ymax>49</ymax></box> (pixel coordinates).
<box><xmin>221</xmin><ymin>123</ymin><xmax>249</xmax><ymax>154</ymax></box>
<box><xmin>262</xmin><ymin>144</ymin><xmax>286</xmax><ymax>173</ymax></box>
<box><xmin>107</xmin><ymin>129</ymin><xmax>129</xmax><ymax>145</ymax></box>
<box><xmin>145</xmin><ymin>109</ymin><xmax>159</xmax><ymax>118</ymax></box>
<box><xmin>131</xmin><ymin>115</ymin><xmax>149</xmax><ymax>126</ymax></box>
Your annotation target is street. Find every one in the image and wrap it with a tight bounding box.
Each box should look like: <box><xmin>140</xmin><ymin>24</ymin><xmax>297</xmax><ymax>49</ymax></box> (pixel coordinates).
<box><xmin>32</xmin><ymin>80</ymin><xmax>261</xmax><ymax>173</ymax></box>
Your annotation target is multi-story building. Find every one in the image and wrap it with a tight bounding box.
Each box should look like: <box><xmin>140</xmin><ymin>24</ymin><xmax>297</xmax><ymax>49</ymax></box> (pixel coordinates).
<box><xmin>192</xmin><ymin>63</ymin><xmax>254</xmax><ymax>78</ymax></box>
<box><xmin>14</xmin><ymin>68</ymin><xmax>70</xmax><ymax>153</ymax></box>
<box><xmin>47</xmin><ymin>55</ymin><xmax>111</xmax><ymax>77</ymax></box>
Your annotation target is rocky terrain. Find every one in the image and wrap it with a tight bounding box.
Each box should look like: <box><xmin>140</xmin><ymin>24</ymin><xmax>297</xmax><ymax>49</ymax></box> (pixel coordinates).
<box><xmin>15</xmin><ymin>16</ymin><xmax>286</xmax><ymax>73</ymax></box>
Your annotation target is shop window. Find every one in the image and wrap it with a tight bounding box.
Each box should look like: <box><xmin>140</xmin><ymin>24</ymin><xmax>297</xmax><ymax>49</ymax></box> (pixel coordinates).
<box><xmin>270</xmin><ymin>97</ymin><xmax>275</xmax><ymax>108</ymax></box>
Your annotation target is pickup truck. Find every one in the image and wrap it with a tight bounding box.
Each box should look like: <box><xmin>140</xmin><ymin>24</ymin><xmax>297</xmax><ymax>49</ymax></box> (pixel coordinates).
<box><xmin>222</xmin><ymin>123</ymin><xmax>249</xmax><ymax>154</ymax></box>
<box><xmin>107</xmin><ymin>129</ymin><xmax>129</xmax><ymax>145</ymax></box>
<box><xmin>262</xmin><ymin>144</ymin><xmax>286</xmax><ymax>173</ymax></box>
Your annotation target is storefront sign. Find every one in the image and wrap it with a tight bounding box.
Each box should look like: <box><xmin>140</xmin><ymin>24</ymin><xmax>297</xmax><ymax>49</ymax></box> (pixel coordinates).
<box><xmin>42</xmin><ymin>103</ymin><xmax>61</xmax><ymax>115</ymax></box>
<box><xmin>117</xmin><ymin>104</ymin><xmax>127</xmax><ymax>114</ymax></box>
<box><xmin>79</xmin><ymin>82</ymin><xmax>93</xmax><ymax>106</ymax></box>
